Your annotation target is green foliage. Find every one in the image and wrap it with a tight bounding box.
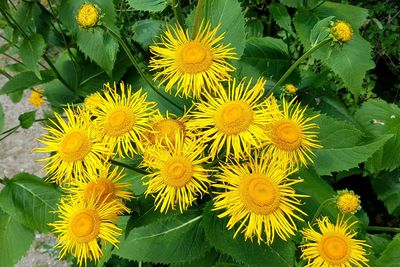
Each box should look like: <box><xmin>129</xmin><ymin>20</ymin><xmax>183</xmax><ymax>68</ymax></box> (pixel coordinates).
<box><xmin>18</xmin><ymin>111</ymin><xmax>36</xmax><ymax>129</ymax></box>
<box><xmin>186</xmin><ymin>0</ymin><xmax>246</xmax><ymax>57</ymax></box>
<box><xmin>19</xmin><ymin>34</ymin><xmax>46</xmax><ymax>79</ymax></box>
<box><xmin>313</xmin><ymin>115</ymin><xmax>391</xmax><ymax>175</ymax></box>
<box><xmin>116</xmin><ymin>211</ymin><xmax>209</xmax><ymax>264</ymax></box>
<box><xmin>201</xmin><ymin>202</ymin><xmax>296</xmax><ymax>267</ymax></box>
<box><xmin>131</xmin><ymin>19</ymin><xmax>165</xmax><ymax>49</ymax></box>
<box><xmin>0</xmin><ymin>173</ymin><xmax>62</xmax><ymax>233</ymax></box>
<box><xmin>371</xmin><ymin>170</ymin><xmax>400</xmax><ymax>216</ymax></box>
<box><xmin>0</xmin><ymin>70</ymin><xmax>55</xmax><ymax>95</ymax></box>
<box><xmin>376</xmin><ymin>234</ymin><xmax>400</xmax><ymax>266</ymax></box>
<box><xmin>127</xmin><ymin>0</ymin><xmax>167</xmax><ymax>12</ymax></box>
<box><xmin>0</xmin><ymin>208</ymin><xmax>34</xmax><ymax>267</ymax></box>
<box><xmin>268</xmin><ymin>3</ymin><xmax>292</xmax><ymax>33</ymax></box>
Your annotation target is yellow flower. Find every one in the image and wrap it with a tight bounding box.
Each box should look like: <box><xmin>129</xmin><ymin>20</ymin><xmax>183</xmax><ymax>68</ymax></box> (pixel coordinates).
<box><xmin>68</xmin><ymin>165</ymin><xmax>133</xmax><ymax>214</ymax></box>
<box><xmin>28</xmin><ymin>89</ymin><xmax>45</xmax><ymax>108</ymax></box>
<box><xmin>141</xmin><ymin>133</ymin><xmax>211</xmax><ymax>213</ymax></box>
<box><xmin>149</xmin><ymin>21</ymin><xmax>237</xmax><ymax>98</ymax></box>
<box><xmin>50</xmin><ymin>195</ymin><xmax>121</xmax><ymax>266</ymax></box>
<box><xmin>284</xmin><ymin>84</ymin><xmax>297</xmax><ymax>94</ymax></box>
<box><xmin>336</xmin><ymin>190</ymin><xmax>361</xmax><ymax>214</ymax></box>
<box><xmin>91</xmin><ymin>82</ymin><xmax>156</xmax><ymax>157</ymax></box>
<box><xmin>264</xmin><ymin>97</ymin><xmax>321</xmax><ymax>168</ymax></box>
<box><xmin>84</xmin><ymin>93</ymin><xmax>103</xmax><ymax>112</ymax></box>
<box><xmin>76</xmin><ymin>3</ymin><xmax>100</xmax><ymax>29</ymax></box>
<box><xmin>300</xmin><ymin>216</ymin><xmax>370</xmax><ymax>267</ymax></box>
<box><xmin>213</xmin><ymin>154</ymin><xmax>307</xmax><ymax>244</ymax></box>
<box><xmin>188</xmin><ymin>78</ymin><xmax>276</xmax><ymax>159</ymax></box>
<box><xmin>35</xmin><ymin>106</ymin><xmax>111</xmax><ymax>185</ymax></box>
<box><xmin>331</xmin><ymin>20</ymin><xmax>353</xmax><ymax>43</ymax></box>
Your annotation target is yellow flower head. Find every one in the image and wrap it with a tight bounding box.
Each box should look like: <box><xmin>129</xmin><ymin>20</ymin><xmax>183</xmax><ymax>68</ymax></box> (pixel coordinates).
<box><xmin>68</xmin><ymin>165</ymin><xmax>133</xmax><ymax>214</ymax></box>
<box><xmin>264</xmin><ymin>97</ymin><xmax>321</xmax><ymax>168</ymax></box>
<box><xmin>284</xmin><ymin>84</ymin><xmax>297</xmax><ymax>94</ymax></box>
<box><xmin>149</xmin><ymin>21</ymin><xmax>237</xmax><ymax>98</ymax></box>
<box><xmin>35</xmin><ymin>106</ymin><xmax>111</xmax><ymax>185</ymax></box>
<box><xmin>331</xmin><ymin>20</ymin><xmax>353</xmax><ymax>43</ymax></box>
<box><xmin>213</xmin><ymin>154</ymin><xmax>307</xmax><ymax>244</ymax></box>
<box><xmin>336</xmin><ymin>190</ymin><xmax>361</xmax><ymax>214</ymax></box>
<box><xmin>91</xmin><ymin>82</ymin><xmax>157</xmax><ymax>157</ymax></box>
<box><xmin>84</xmin><ymin>93</ymin><xmax>103</xmax><ymax>112</ymax></box>
<box><xmin>144</xmin><ymin>110</ymin><xmax>190</xmax><ymax>147</ymax></box>
<box><xmin>50</xmin><ymin>195</ymin><xmax>121</xmax><ymax>266</ymax></box>
<box><xmin>141</xmin><ymin>133</ymin><xmax>211</xmax><ymax>213</ymax></box>
<box><xmin>188</xmin><ymin>78</ymin><xmax>277</xmax><ymax>159</ymax></box>
<box><xmin>28</xmin><ymin>89</ymin><xmax>45</xmax><ymax>108</ymax></box>
<box><xmin>76</xmin><ymin>3</ymin><xmax>100</xmax><ymax>29</ymax></box>
<box><xmin>300</xmin><ymin>216</ymin><xmax>370</xmax><ymax>267</ymax></box>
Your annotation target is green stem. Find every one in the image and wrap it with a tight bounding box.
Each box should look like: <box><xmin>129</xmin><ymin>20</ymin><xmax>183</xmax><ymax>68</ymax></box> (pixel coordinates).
<box><xmin>171</xmin><ymin>0</ymin><xmax>184</xmax><ymax>27</ymax></box>
<box><xmin>366</xmin><ymin>226</ymin><xmax>400</xmax><ymax>233</ymax></box>
<box><xmin>271</xmin><ymin>38</ymin><xmax>331</xmax><ymax>93</ymax></box>
<box><xmin>311</xmin><ymin>198</ymin><xmax>335</xmax><ymax>224</ymax></box>
<box><xmin>109</xmin><ymin>159</ymin><xmax>149</xmax><ymax>175</ymax></box>
<box><xmin>103</xmin><ymin>25</ymin><xmax>183</xmax><ymax>111</ymax></box>
<box><xmin>192</xmin><ymin>0</ymin><xmax>206</xmax><ymax>37</ymax></box>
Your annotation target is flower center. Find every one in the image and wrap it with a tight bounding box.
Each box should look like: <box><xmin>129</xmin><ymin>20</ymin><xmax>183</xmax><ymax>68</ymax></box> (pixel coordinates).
<box><xmin>70</xmin><ymin>210</ymin><xmax>100</xmax><ymax>243</ymax></box>
<box><xmin>76</xmin><ymin>3</ymin><xmax>99</xmax><ymax>29</ymax></box>
<box><xmin>271</xmin><ymin>120</ymin><xmax>302</xmax><ymax>151</ymax></box>
<box><xmin>214</xmin><ymin>101</ymin><xmax>254</xmax><ymax>136</ymax></box>
<box><xmin>84</xmin><ymin>178</ymin><xmax>116</xmax><ymax>204</ymax></box>
<box><xmin>161</xmin><ymin>156</ymin><xmax>193</xmax><ymax>187</ymax></box>
<box><xmin>240</xmin><ymin>174</ymin><xmax>280</xmax><ymax>215</ymax></box>
<box><xmin>148</xmin><ymin>119</ymin><xmax>186</xmax><ymax>145</ymax></box>
<box><xmin>103</xmin><ymin>106</ymin><xmax>136</xmax><ymax>137</ymax></box>
<box><xmin>320</xmin><ymin>234</ymin><xmax>350</xmax><ymax>264</ymax></box>
<box><xmin>177</xmin><ymin>41</ymin><xmax>212</xmax><ymax>74</ymax></box>
<box><xmin>59</xmin><ymin>130</ymin><xmax>92</xmax><ymax>162</ymax></box>
<box><xmin>332</xmin><ymin>21</ymin><xmax>353</xmax><ymax>42</ymax></box>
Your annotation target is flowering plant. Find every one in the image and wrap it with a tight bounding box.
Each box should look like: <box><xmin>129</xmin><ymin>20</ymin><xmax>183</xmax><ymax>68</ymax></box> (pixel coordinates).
<box><xmin>0</xmin><ymin>0</ymin><xmax>399</xmax><ymax>267</ymax></box>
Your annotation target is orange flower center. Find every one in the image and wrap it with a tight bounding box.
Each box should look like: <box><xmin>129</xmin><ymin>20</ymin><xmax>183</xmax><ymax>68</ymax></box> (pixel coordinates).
<box><xmin>214</xmin><ymin>101</ymin><xmax>254</xmax><ymax>136</ymax></box>
<box><xmin>319</xmin><ymin>234</ymin><xmax>350</xmax><ymax>264</ymax></box>
<box><xmin>69</xmin><ymin>210</ymin><xmax>100</xmax><ymax>243</ymax></box>
<box><xmin>59</xmin><ymin>129</ymin><xmax>92</xmax><ymax>162</ymax></box>
<box><xmin>161</xmin><ymin>156</ymin><xmax>193</xmax><ymax>187</ymax></box>
<box><xmin>271</xmin><ymin>120</ymin><xmax>302</xmax><ymax>151</ymax></box>
<box><xmin>177</xmin><ymin>41</ymin><xmax>212</xmax><ymax>74</ymax></box>
<box><xmin>103</xmin><ymin>106</ymin><xmax>136</xmax><ymax>137</ymax></box>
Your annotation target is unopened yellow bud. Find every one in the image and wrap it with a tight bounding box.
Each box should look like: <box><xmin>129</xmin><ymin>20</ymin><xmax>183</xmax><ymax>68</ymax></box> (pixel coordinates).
<box><xmin>331</xmin><ymin>21</ymin><xmax>353</xmax><ymax>43</ymax></box>
<box><xmin>76</xmin><ymin>3</ymin><xmax>100</xmax><ymax>29</ymax></box>
<box><xmin>336</xmin><ymin>190</ymin><xmax>361</xmax><ymax>214</ymax></box>
<box><xmin>284</xmin><ymin>84</ymin><xmax>297</xmax><ymax>94</ymax></box>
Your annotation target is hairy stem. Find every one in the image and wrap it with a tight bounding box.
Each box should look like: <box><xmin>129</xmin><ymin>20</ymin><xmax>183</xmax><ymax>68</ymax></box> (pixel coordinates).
<box><xmin>366</xmin><ymin>226</ymin><xmax>400</xmax><ymax>233</ymax></box>
<box><xmin>311</xmin><ymin>198</ymin><xmax>335</xmax><ymax>224</ymax></box>
<box><xmin>192</xmin><ymin>0</ymin><xmax>206</xmax><ymax>37</ymax></box>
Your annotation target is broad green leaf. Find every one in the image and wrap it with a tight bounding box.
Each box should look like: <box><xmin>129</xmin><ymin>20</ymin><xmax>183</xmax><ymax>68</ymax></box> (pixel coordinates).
<box><xmin>313</xmin><ymin>115</ymin><xmax>391</xmax><ymax>175</ymax></box>
<box><xmin>279</xmin><ymin>0</ymin><xmax>302</xmax><ymax>8</ymax></box>
<box><xmin>0</xmin><ymin>208</ymin><xmax>34</xmax><ymax>267</ymax></box>
<box><xmin>269</xmin><ymin>3</ymin><xmax>292</xmax><ymax>33</ymax></box>
<box><xmin>0</xmin><ymin>103</ymin><xmax>4</xmax><ymax>134</ymax></box>
<box><xmin>0</xmin><ymin>173</ymin><xmax>62</xmax><ymax>233</ymax></box>
<box><xmin>238</xmin><ymin>37</ymin><xmax>298</xmax><ymax>83</ymax></box>
<box><xmin>127</xmin><ymin>0</ymin><xmax>167</xmax><ymax>12</ymax></box>
<box><xmin>376</xmin><ymin>234</ymin><xmax>400</xmax><ymax>266</ymax></box>
<box><xmin>309</xmin><ymin>16</ymin><xmax>333</xmax><ymax>46</ymax></box>
<box><xmin>18</xmin><ymin>111</ymin><xmax>36</xmax><ymax>129</ymax></box>
<box><xmin>245</xmin><ymin>19</ymin><xmax>264</xmax><ymax>38</ymax></box>
<box><xmin>43</xmin><ymin>80</ymin><xmax>79</xmax><ymax>106</ymax></box>
<box><xmin>202</xmin><ymin>203</ymin><xmax>296</xmax><ymax>267</ymax></box>
<box><xmin>371</xmin><ymin>170</ymin><xmax>400</xmax><ymax>216</ymax></box>
<box><xmin>366</xmin><ymin>234</ymin><xmax>391</xmax><ymax>258</ymax></box>
<box><xmin>59</xmin><ymin>0</ymin><xmax>119</xmax><ymax>76</ymax></box>
<box><xmin>115</xmin><ymin>211</ymin><xmax>209</xmax><ymax>264</ymax></box>
<box><xmin>186</xmin><ymin>0</ymin><xmax>246</xmax><ymax>57</ymax></box>
<box><xmin>354</xmin><ymin>99</ymin><xmax>400</xmax><ymax>173</ymax></box>
<box><xmin>19</xmin><ymin>34</ymin><xmax>46</xmax><ymax>79</ymax></box>
<box><xmin>0</xmin><ymin>70</ymin><xmax>55</xmax><ymax>95</ymax></box>
<box><xmin>132</xmin><ymin>19</ymin><xmax>165</xmax><ymax>49</ymax></box>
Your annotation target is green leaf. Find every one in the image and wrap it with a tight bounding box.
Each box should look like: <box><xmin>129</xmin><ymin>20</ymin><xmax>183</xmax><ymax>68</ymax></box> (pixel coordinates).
<box><xmin>202</xmin><ymin>202</ymin><xmax>296</xmax><ymax>267</ymax></box>
<box><xmin>0</xmin><ymin>70</ymin><xmax>55</xmax><ymax>95</ymax></box>
<box><xmin>0</xmin><ymin>173</ymin><xmax>62</xmax><ymax>233</ymax></box>
<box><xmin>18</xmin><ymin>111</ymin><xmax>36</xmax><ymax>129</ymax></box>
<box><xmin>43</xmin><ymin>80</ymin><xmax>79</xmax><ymax>106</ymax></box>
<box><xmin>0</xmin><ymin>102</ymin><xmax>4</xmax><ymax>134</ymax></box>
<box><xmin>313</xmin><ymin>115</ymin><xmax>391</xmax><ymax>175</ymax></box>
<box><xmin>269</xmin><ymin>3</ymin><xmax>292</xmax><ymax>33</ymax></box>
<box><xmin>376</xmin><ymin>234</ymin><xmax>400</xmax><ymax>266</ymax></box>
<box><xmin>279</xmin><ymin>0</ymin><xmax>302</xmax><ymax>8</ymax></box>
<box><xmin>127</xmin><ymin>0</ymin><xmax>167</xmax><ymax>12</ymax></box>
<box><xmin>115</xmin><ymin>211</ymin><xmax>209</xmax><ymax>264</ymax></box>
<box><xmin>131</xmin><ymin>19</ymin><xmax>165</xmax><ymax>49</ymax></box>
<box><xmin>366</xmin><ymin>234</ymin><xmax>391</xmax><ymax>258</ymax></box>
<box><xmin>59</xmin><ymin>0</ymin><xmax>119</xmax><ymax>76</ymax></box>
<box><xmin>186</xmin><ymin>0</ymin><xmax>246</xmax><ymax>57</ymax></box>
<box><xmin>354</xmin><ymin>99</ymin><xmax>400</xmax><ymax>173</ymax></box>
<box><xmin>19</xmin><ymin>34</ymin><xmax>46</xmax><ymax>79</ymax></box>
<box><xmin>245</xmin><ymin>19</ymin><xmax>264</xmax><ymax>38</ymax></box>
<box><xmin>309</xmin><ymin>16</ymin><xmax>333</xmax><ymax>46</ymax></box>
<box><xmin>0</xmin><ymin>208</ymin><xmax>34</xmax><ymax>267</ymax></box>
<box><xmin>238</xmin><ymin>37</ymin><xmax>298</xmax><ymax>83</ymax></box>
<box><xmin>371</xmin><ymin>170</ymin><xmax>400</xmax><ymax>216</ymax></box>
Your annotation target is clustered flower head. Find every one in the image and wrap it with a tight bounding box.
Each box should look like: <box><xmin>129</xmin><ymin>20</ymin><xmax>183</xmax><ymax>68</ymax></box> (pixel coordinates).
<box><xmin>35</xmin><ymin>16</ymin><xmax>370</xmax><ymax>267</ymax></box>
<box><xmin>336</xmin><ymin>189</ymin><xmax>362</xmax><ymax>214</ymax></box>
<box><xmin>331</xmin><ymin>20</ymin><xmax>353</xmax><ymax>43</ymax></box>
<box><xmin>28</xmin><ymin>88</ymin><xmax>45</xmax><ymax>108</ymax></box>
